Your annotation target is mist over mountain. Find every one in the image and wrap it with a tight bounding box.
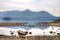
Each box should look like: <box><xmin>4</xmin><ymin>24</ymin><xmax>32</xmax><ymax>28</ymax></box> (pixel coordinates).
<box><xmin>0</xmin><ymin>9</ymin><xmax>56</xmax><ymax>22</ymax></box>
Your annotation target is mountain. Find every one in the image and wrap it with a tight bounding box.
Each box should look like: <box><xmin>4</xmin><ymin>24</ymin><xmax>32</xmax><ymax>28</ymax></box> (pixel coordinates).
<box><xmin>0</xmin><ymin>9</ymin><xmax>56</xmax><ymax>22</ymax></box>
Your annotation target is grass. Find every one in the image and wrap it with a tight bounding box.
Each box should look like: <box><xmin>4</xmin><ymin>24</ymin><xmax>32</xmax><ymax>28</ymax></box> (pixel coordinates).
<box><xmin>0</xmin><ymin>36</ymin><xmax>60</xmax><ymax>40</ymax></box>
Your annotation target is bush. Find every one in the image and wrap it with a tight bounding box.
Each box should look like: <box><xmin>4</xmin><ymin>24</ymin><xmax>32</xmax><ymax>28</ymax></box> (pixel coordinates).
<box><xmin>3</xmin><ymin>17</ymin><xmax>12</xmax><ymax>21</ymax></box>
<box><xmin>54</xmin><ymin>18</ymin><xmax>60</xmax><ymax>22</ymax></box>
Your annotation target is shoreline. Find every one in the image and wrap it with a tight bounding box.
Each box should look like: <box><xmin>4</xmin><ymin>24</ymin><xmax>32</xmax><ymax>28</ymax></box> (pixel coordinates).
<box><xmin>0</xmin><ymin>36</ymin><xmax>60</xmax><ymax>40</ymax></box>
<box><xmin>0</xmin><ymin>22</ymin><xmax>60</xmax><ymax>27</ymax></box>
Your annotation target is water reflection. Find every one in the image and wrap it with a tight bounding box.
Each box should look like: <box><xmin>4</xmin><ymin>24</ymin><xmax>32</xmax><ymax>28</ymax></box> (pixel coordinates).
<box><xmin>5</xmin><ymin>25</ymin><xmax>49</xmax><ymax>30</ymax></box>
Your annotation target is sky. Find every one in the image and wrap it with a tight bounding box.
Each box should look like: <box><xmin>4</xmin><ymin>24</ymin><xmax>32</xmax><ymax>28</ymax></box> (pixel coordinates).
<box><xmin>0</xmin><ymin>0</ymin><xmax>60</xmax><ymax>16</ymax></box>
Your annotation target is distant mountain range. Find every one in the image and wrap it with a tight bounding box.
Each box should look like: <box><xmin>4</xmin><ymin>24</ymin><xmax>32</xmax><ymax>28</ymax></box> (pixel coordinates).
<box><xmin>0</xmin><ymin>9</ymin><xmax>57</xmax><ymax>22</ymax></box>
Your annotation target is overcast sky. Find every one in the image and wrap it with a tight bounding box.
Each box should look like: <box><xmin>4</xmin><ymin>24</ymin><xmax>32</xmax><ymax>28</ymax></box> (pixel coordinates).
<box><xmin>0</xmin><ymin>0</ymin><xmax>60</xmax><ymax>16</ymax></box>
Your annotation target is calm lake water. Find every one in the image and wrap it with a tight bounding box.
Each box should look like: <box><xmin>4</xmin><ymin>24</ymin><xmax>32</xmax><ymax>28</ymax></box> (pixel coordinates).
<box><xmin>0</xmin><ymin>20</ymin><xmax>51</xmax><ymax>30</ymax></box>
<box><xmin>2</xmin><ymin>26</ymin><xmax>49</xmax><ymax>31</ymax></box>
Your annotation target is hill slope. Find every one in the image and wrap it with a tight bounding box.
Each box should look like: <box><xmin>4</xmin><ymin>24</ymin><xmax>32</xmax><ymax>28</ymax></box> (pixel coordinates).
<box><xmin>0</xmin><ymin>10</ymin><xmax>56</xmax><ymax>22</ymax></box>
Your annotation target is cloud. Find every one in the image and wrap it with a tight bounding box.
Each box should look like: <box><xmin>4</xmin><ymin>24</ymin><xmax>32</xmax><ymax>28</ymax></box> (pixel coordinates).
<box><xmin>0</xmin><ymin>0</ymin><xmax>60</xmax><ymax>16</ymax></box>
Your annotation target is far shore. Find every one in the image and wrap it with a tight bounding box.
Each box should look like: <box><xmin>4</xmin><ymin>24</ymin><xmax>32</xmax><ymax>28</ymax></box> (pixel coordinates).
<box><xmin>0</xmin><ymin>22</ymin><xmax>60</xmax><ymax>27</ymax></box>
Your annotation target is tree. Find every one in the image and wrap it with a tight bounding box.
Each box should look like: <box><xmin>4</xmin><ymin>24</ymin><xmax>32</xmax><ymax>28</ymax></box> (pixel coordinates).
<box><xmin>3</xmin><ymin>17</ymin><xmax>12</xmax><ymax>21</ymax></box>
<box><xmin>54</xmin><ymin>18</ymin><xmax>60</xmax><ymax>22</ymax></box>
